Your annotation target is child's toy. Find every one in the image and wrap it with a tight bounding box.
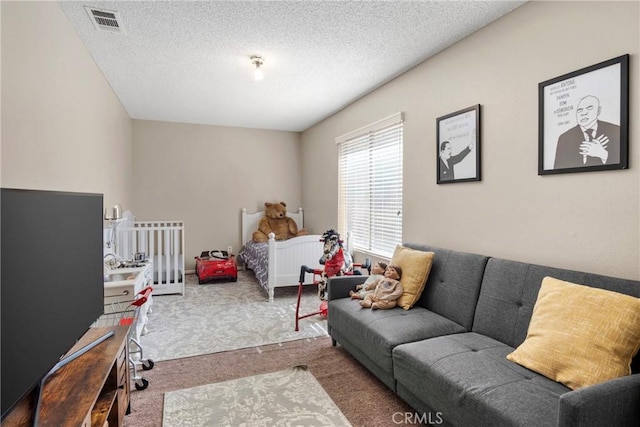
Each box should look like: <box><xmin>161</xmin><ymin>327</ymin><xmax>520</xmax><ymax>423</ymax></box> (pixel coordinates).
<box><xmin>360</xmin><ymin>265</ymin><xmax>403</xmax><ymax>310</ymax></box>
<box><xmin>294</xmin><ymin>229</ymin><xmax>370</xmax><ymax>331</ymax></box>
<box><xmin>317</xmin><ymin>229</ymin><xmax>354</xmax><ymax>299</ymax></box>
<box><xmin>350</xmin><ymin>261</ymin><xmax>387</xmax><ymax>300</ymax></box>
<box><xmin>252</xmin><ymin>201</ymin><xmax>309</xmax><ymax>242</ymax></box>
<box><xmin>194</xmin><ymin>250</ymin><xmax>238</xmax><ymax>284</ymax></box>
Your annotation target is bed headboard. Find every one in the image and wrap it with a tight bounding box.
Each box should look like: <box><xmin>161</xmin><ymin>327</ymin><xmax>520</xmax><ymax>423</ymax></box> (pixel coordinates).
<box><xmin>241</xmin><ymin>207</ymin><xmax>304</xmax><ymax>244</ymax></box>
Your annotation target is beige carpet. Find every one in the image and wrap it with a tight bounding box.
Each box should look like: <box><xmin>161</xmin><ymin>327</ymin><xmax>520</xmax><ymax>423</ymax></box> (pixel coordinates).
<box><xmin>163</xmin><ymin>365</ymin><xmax>352</xmax><ymax>426</ymax></box>
<box><xmin>125</xmin><ymin>337</ymin><xmax>422</xmax><ymax>427</ymax></box>
<box><xmin>127</xmin><ymin>271</ymin><xmax>423</xmax><ymax>426</ymax></box>
<box><xmin>140</xmin><ymin>271</ymin><xmax>327</xmax><ymax>361</ymax></box>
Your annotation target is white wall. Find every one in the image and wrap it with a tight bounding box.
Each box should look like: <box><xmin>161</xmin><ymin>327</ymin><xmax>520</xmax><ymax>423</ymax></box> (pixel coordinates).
<box><xmin>131</xmin><ymin>119</ymin><xmax>302</xmax><ymax>269</ymax></box>
<box><xmin>302</xmin><ymin>0</ymin><xmax>640</xmax><ymax>280</ymax></box>
<box><xmin>1</xmin><ymin>1</ymin><xmax>132</xmax><ymax>208</ymax></box>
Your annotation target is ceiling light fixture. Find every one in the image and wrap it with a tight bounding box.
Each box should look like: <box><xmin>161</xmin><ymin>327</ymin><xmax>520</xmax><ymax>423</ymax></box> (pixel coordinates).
<box><xmin>251</xmin><ymin>55</ymin><xmax>264</xmax><ymax>81</ymax></box>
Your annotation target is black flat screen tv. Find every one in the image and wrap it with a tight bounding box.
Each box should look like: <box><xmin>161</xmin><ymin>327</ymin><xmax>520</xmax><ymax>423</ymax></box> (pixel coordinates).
<box><xmin>1</xmin><ymin>188</ymin><xmax>105</xmax><ymax>419</ymax></box>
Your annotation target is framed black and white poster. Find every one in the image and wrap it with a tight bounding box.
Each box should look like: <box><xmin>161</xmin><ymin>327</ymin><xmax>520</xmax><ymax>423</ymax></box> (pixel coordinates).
<box><xmin>538</xmin><ymin>54</ymin><xmax>629</xmax><ymax>175</ymax></box>
<box><xmin>437</xmin><ymin>104</ymin><xmax>481</xmax><ymax>184</ymax></box>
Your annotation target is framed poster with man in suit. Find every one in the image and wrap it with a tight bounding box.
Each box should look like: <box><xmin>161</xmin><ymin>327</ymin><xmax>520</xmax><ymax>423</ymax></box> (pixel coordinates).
<box><xmin>436</xmin><ymin>104</ymin><xmax>481</xmax><ymax>184</ymax></box>
<box><xmin>539</xmin><ymin>54</ymin><xmax>629</xmax><ymax>175</ymax></box>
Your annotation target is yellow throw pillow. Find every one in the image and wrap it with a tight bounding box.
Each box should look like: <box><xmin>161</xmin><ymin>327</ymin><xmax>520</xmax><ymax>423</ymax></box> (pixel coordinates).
<box><xmin>507</xmin><ymin>276</ymin><xmax>640</xmax><ymax>390</ymax></box>
<box><xmin>389</xmin><ymin>245</ymin><xmax>434</xmax><ymax>310</ymax></box>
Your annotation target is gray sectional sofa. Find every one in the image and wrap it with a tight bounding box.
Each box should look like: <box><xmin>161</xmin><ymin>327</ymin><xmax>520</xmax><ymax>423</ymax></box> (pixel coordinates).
<box><xmin>327</xmin><ymin>243</ymin><xmax>640</xmax><ymax>426</ymax></box>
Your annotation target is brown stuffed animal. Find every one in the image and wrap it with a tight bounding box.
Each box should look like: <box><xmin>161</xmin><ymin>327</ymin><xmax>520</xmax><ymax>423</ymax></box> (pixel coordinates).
<box><xmin>252</xmin><ymin>202</ymin><xmax>309</xmax><ymax>243</ymax></box>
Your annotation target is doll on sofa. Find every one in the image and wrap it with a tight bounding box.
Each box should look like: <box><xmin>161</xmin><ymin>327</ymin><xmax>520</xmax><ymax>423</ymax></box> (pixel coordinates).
<box><xmin>359</xmin><ymin>265</ymin><xmax>403</xmax><ymax>310</ymax></box>
<box><xmin>349</xmin><ymin>261</ymin><xmax>387</xmax><ymax>300</ymax></box>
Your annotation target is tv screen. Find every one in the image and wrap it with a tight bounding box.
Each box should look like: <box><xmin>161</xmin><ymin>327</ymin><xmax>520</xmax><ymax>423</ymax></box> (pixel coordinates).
<box><xmin>1</xmin><ymin>188</ymin><xmax>104</xmax><ymax>418</ymax></box>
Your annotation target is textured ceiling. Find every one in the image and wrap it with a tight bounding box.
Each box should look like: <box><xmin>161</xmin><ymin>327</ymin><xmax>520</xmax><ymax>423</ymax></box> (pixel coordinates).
<box><xmin>59</xmin><ymin>1</ymin><xmax>526</xmax><ymax>132</ymax></box>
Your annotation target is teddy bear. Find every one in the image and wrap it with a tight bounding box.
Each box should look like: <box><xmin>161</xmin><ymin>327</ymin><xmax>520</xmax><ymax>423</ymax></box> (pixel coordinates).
<box><xmin>252</xmin><ymin>202</ymin><xmax>309</xmax><ymax>243</ymax></box>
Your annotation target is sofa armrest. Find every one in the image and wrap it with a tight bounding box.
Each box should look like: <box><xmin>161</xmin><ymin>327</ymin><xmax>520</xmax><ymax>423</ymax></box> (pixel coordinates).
<box><xmin>327</xmin><ymin>276</ymin><xmax>367</xmax><ymax>301</ymax></box>
<box><xmin>558</xmin><ymin>374</ymin><xmax>640</xmax><ymax>427</ymax></box>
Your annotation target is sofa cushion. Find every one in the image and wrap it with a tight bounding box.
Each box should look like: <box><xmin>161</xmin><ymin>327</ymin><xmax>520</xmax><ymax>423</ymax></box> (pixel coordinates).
<box><xmin>507</xmin><ymin>276</ymin><xmax>640</xmax><ymax>390</ymax></box>
<box><xmin>328</xmin><ymin>297</ymin><xmax>466</xmax><ymax>375</ymax></box>
<box><xmin>393</xmin><ymin>332</ymin><xmax>570</xmax><ymax>426</ymax></box>
<box><xmin>403</xmin><ymin>243</ymin><xmax>488</xmax><ymax>329</ymax></box>
<box><xmin>389</xmin><ymin>245</ymin><xmax>435</xmax><ymax>309</ymax></box>
<box><xmin>472</xmin><ymin>258</ymin><xmax>640</xmax><ymax>349</ymax></box>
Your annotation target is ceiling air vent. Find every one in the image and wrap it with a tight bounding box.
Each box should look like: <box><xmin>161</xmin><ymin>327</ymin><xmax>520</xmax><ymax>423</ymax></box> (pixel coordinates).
<box><xmin>85</xmin><ymin>7</ymin><xmax>125</xmax><ymax>33</ymax></box>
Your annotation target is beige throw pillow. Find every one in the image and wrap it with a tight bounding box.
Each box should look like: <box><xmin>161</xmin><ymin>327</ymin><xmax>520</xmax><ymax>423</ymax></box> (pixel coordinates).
<box><xmin>507</xmin><ymin>276</ymin><xmax>640</xmax><ymax>390</ymax></box>
<box><xmin>389</xmin><ymin>245</ymin><xmax>434</xmax><ymax>310</ymax></box>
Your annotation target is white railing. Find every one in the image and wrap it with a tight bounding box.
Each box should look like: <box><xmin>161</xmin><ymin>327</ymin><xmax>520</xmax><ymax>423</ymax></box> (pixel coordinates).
<box><xmin>117</xmin><ymin>220</ymin><xmax>185</xmax><ymax>296</ymax></box>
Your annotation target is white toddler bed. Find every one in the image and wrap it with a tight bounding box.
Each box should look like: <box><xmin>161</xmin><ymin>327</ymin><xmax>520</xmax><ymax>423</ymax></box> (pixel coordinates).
<box><xmin>117</xmin><ymin>216</ymin><xmax>185</xmax><ymax>296</ymax></box>
<box><xmin>238</xmin><ymin>207</ymin><xmax>324</xmax><ymax>301</ymax></box>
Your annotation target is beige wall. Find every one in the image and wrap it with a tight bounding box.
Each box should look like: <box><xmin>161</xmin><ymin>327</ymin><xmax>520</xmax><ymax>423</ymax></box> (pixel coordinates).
<box><xmin>302</xmin><ymin>0</ymin><xmax>640</xmax><ymax>280</ymax></box>
<box><xmin>3</xmin><ymin>1</ymin><xmax>638</xmax><ymax>280</ymax></box>
<box><xmin>1</xmin><ymin>1</ymin><xmax>132</xmax><ymax>208</ymax></box>
<box><xmin>131</xmin><ymin>120</ymin><xmax>302</xmax><ymax>269</ymax></box>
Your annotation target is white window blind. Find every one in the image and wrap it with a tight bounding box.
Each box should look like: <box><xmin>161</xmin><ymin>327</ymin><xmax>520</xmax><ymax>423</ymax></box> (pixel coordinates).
<box><xmin>337</xmin><ymin>113</ymin><xmax>403</xmax><ymax>259</ymax></box>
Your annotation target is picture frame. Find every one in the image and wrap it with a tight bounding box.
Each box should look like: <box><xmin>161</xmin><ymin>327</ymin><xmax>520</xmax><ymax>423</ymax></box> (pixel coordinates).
<box><xmin>436</xmin><ymin>104</ymin><xmax>481</xmax><ymax>184</ymax></box>
<box><xmin>538</xmin><ymin>54</ymin><xmax>629</xmax><ymax>175</ymax></box>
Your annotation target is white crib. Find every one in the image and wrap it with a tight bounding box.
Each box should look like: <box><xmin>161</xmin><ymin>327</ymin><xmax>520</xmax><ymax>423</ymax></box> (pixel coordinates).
<box><xmin>117</xmin><ymin>219</ymin><xmax>185</xmax><ymax>296</ymax></box>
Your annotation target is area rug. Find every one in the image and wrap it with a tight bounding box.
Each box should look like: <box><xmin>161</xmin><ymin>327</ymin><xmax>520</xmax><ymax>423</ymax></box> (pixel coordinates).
<box><xmin>124</xmin><ymin>337</ymin><xmax>419</xmax><ymax>427</ymax></box>
<box><xmin>163</xmin><ymin>365</ymin><xmax>352</xmax><ymax>426</ymax></box>
<box><xmin>140</xmin><ymin>271</ymin><xmax>328</xmax><ymax>361</ymax></box>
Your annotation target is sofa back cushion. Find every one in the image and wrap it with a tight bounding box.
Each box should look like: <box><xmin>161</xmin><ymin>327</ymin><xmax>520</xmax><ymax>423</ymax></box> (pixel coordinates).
<box><xmin>506</xmin><ymin>276</ymin><xmax>640</xmax><ymax>390</ymax></box>
<box><xmin>473</xmin><ymin>258</ymin><xmax>640</xmax><ymax>353</ymax></box>
<box><xmin>404</xmin><ymin>243</ymin><xmax>488</xmax><ymax>330</ymax></box>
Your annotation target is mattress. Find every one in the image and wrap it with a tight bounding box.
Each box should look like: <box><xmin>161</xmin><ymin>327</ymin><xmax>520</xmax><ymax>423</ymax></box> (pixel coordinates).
<box><xmin>152</xmin><ymin>254</ymin><xmax>184</xmax><ymax>283</ymax></box>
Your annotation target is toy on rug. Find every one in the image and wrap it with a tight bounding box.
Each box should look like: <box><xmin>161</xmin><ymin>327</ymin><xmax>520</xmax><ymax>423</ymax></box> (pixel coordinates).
<box><xmin>359</xmin><ymin>265</ymin><xmax>403</xmax><ymax>310</ymax></box>
<box><xmin>349</xmin><ymin>261</ymin><xmax>387</xmax><ymax>300</ymax></box>
<box><xmin>252</xmin><ymin>201</ymin><xmax>309</xmax><ymax>243</ymax></box>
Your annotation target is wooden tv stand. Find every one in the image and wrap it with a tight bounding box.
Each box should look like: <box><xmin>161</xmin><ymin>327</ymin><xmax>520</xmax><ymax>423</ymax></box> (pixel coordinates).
<box><xmin>3</xmin><ymin>325</ymin><xmax>130</xmax><ymax>427</ymax></box>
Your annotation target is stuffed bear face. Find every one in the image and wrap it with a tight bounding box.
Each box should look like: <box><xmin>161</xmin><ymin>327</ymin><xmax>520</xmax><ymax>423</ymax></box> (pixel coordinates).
<box><xmin>264</xmin><ymin>202</ymin><xmax>287</xmax><ymax>219</ymax></box>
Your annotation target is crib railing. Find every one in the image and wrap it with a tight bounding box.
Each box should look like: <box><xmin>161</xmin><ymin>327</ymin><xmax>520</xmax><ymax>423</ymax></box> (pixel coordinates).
<box><xmin>117</xmin><ymin>220</ymin><xmax>185</xmax><ymax>295</ymax></box>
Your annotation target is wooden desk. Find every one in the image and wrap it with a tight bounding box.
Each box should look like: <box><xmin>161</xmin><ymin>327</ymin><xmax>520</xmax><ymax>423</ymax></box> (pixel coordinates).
<box><xmin>3</xmin><ymin>325</ymin><xmax>130</xmax><ymax>426</ymax></box>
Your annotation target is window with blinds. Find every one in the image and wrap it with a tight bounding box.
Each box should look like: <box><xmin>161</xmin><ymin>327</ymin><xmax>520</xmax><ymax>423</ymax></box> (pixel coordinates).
<box><xmin>337</xmin><ymin>112</ymin><xmax>403</xmax><ymax>259</ymax></box>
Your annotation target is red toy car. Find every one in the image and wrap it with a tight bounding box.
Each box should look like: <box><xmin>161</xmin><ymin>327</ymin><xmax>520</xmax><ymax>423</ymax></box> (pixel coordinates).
<box><xmin>195</xmin><ymin>250</ymin><xmax>238</xmax><ymax>284</ymax></box>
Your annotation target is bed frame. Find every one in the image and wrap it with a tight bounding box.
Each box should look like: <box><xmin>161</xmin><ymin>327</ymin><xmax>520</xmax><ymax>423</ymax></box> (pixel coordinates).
<box><xmin>241</xmin><ymin>207</ymin><xmax>324</xmax><ymax>301</ymax></box>
<box><xmin>117</xmin><ymin>217</ymin><xmax>185</xmax><ymax>296</ymax></box>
